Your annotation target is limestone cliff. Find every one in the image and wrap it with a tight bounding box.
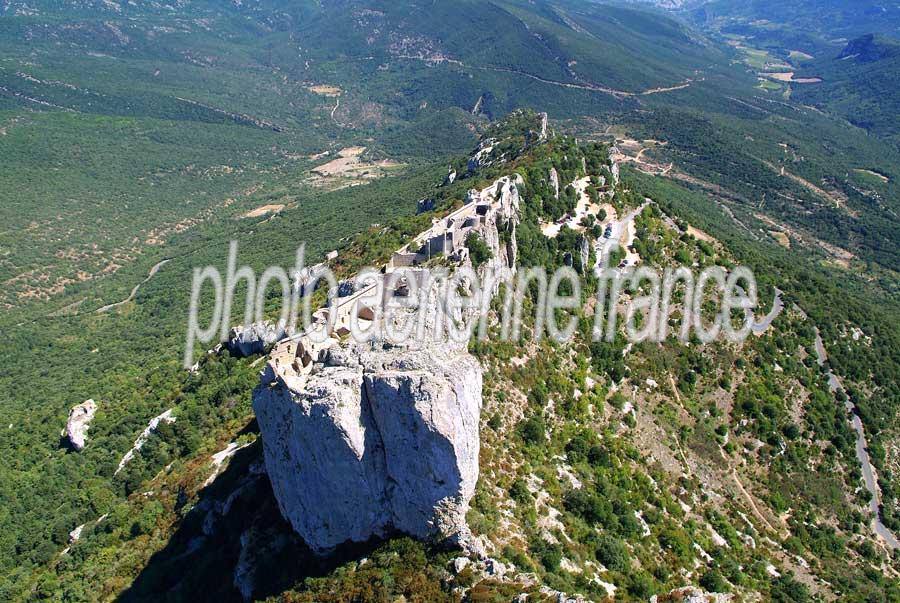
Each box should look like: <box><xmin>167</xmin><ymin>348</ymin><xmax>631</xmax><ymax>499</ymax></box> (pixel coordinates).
<box><xmin>62</xmin><ymin>399</ymin><xmax>97</xmax><ymax>452</ymax></box>
<box><xmin>252</xmin><ymin>156</ymin><xmax>522</xmax><ymax>555</ymax></box>
<box><xmin>253</xmin><ymin>341</ymin><xmax>482</xmax><ymax>554</ymax></box>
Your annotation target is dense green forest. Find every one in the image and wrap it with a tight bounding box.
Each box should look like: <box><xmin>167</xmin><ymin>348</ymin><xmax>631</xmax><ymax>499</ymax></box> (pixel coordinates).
<box><xmin>0</xmin><ymin>160</ymin><xmax>454</xmax><ymax>597</ymax></box>
<box><xmin>791</xmin><ymin>34</ymin><xmax>900</xmax><ymax>147</ymax></box>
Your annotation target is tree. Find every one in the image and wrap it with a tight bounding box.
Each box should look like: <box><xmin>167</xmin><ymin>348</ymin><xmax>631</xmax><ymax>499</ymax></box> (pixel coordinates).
<box><xmin>595</xmin><ymin>535</ymin><xmax>629</xmax><ymax>572</ymax></box>
<box><xmin>627</xmin><ymin>571</ymin><xmax>655</xmax><ymax>599</ymax></box>
<box><xmin>518</xmin><ymin>416</ymin><xmax>546</xmax><ymax>446</ymax></box>
<box><xmin>771</xmin><ymin>574</ymin><xmax>810</xmax><ymax>602</ymax></box>
<box><xmin>700</xmin><ymin>569</ymin><xmax>728</xmax><ymax>592</ymax></box>
<box><xmin>465</xmin><ymin>232</ymin><xmax>493</xmax><ymax>267</ymax></box>
<box><xmin>509</xmin><ymin>479</ymin><xmax>532</xmax><ymax>504</ymax></box>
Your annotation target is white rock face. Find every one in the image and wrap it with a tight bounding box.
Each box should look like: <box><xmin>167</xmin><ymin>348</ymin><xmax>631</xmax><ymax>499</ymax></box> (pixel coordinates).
<box><xmin>650</xmin><ymin>587</ymin><xmax>734</xmax><ymax>603</ymax></box>
<box><xmin>63</xmin><ymin>399</ymin><xmax>97</xmax><ymax>451</ymax></box>
<box><xmin>114</xmin><ymin>408</ymin><xmax>176</xmax><ymax>475</ymax></box>
<box><xmin>477</xmin><ymin>174</ymin><xmax>521</xmax><ymax>280</ymax></box>
<box><xmin>578</xmin><ymin>235</ymin><xmax>590</xmax><ymax>272</ymax></box>
<box><xmin>467</xmin><ymin>138</ymin><xmax>496</xmax><ymax>174</ymax></box>
<box><xmin>445</xmin><ymin>168</ymin><xmax>457</xmax><ymax>185</ymax></box>
<box><xmin>69</xmin><ymin>524</ymin><xmax>85</xmax><ymax>543</ymax></box>
<box><xmin>254</xmin><ymin>342</ymin><xmax>482</xmax><ymax>554</ymax></box>
<box><xmin>549</xmin><ymin>167</ymin><xmax>560</xmax><ymax>199</ymax></box>
<box><xmin>252</xmin><ymin>165</ymin><xmax>521</xmax><ymax>557</ymax></box>
<box><xmin>227</xmin><ymin>321</ymin><xmax>287</xmax><ymax>357</ymax></box>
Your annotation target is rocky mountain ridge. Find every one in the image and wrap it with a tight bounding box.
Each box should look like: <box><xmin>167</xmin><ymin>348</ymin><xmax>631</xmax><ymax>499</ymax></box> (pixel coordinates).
<box><xmin>20</xmin><ymin>112</ymin><xmax>900</xmax><ymax>602</ymax></box>
<box><xmin>254</xmin><ymin>340</ymin><xmax>483</xmax><ymax>554</ymax></box>
<box><xmin>252</xmin><ymin>138</ymin><xmax>528</xmax><ymax>554</ymax></box>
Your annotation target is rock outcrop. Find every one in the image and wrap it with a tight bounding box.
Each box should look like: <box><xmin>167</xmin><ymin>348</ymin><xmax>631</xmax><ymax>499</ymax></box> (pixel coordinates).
<box><xmin>467</xmin><ymin>138</ymin><xmax>496</xmax><ymax>175</ymax></box>
<box><xmin>610</xmin><ymin>153</ymin><xmax>620</xmax><ymax>186</ymax></box>
<box><xmin>253</xmin><ymin>165</ymin><xmax>524</xmax><ymax>556</ymax></box>
<box><xmin>651</xmin><ymin>587</ymin><xmax>733</xmax><ymax>603</ymax></box>
<box><xmin>476</xmin><ymin>174</ymin><xmax>521</xmax><ymax>280</ymax></box>
<box><xmin>444</xmin><ymin>167</ymin><xmax>457</xmax><ymax>185</ymax></box>
<box><xmin>254</xmin><ymin>340</ymin><xmax>482</xmax><ymax>554</ymax></box>
<box><xmin>62</xmin><ymin>399</ymin><xmax>97</xmax><ymax>451</ymax></box>
<box><xmin>416</xmin><ymin>198</ymin><xmax>435</xmax><ymax>214</ymax></box>
<box><xmin>226</xmin><ymin>321</ymin><xmax>287</xmax><ymax>358</ymax></box>
<box><xmin>578</xmin><ymin>235</ymin><xmax>590</xmax><ymax>273</ymax></box>
<box><xmin>114</xmin><ymin>408</ymin><xmax>176</xmax><ymax>475</ymax></box>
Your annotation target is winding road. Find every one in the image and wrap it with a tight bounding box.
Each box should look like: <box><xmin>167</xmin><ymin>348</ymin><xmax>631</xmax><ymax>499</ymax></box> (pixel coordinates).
<box><xmin>330</xmin><ymin>96</ymin><xmax>341</xmax><ymax>124</ymax></box>
<box><xmin>593</xmin><ymin>201</ymin><xmax>650</xmax><ymax>274</ymax></box>
<box><xmin>474</xmin><ymin>66</ymin><xmax>696</xmax><ymax>99</ymax></box>
<box><xmin>814</xmin><ymin>328</ymin><xmax>900</xmax><ymax>550</ymax></box>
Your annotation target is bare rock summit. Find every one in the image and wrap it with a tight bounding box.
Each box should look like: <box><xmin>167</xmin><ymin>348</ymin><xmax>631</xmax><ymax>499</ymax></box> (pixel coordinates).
<box><xmin>253</xmin><ymin>340</ymin><xmax>482</xmax><ymax>554</ymax></box>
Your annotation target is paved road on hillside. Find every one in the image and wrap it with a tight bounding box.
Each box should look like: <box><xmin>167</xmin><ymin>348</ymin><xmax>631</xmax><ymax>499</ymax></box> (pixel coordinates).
<box><xmin>815</xmin><ymin>329</ymin><xmax>900</xmax><ymax>550</ymax></box>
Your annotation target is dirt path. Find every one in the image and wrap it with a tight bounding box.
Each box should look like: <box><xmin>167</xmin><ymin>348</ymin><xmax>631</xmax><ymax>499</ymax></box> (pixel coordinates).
<box><xmin>593</xmin><ymin>201</ymin><xmax>649</xmax><ymax>273</ymax></box>
<box><xmin>97</xmin><ymin>259</ymin><xmax>169</xmax><ymax>313</ymax></box>
<box><xmin>665</xmin><ymin>170</ymin><xmax>761</xmax><ymax>240</ymax></box>
<box><xmin>330</xmin><ymin>96</ymin><xmax>342</xmax><ymax>126</ymax></box>
<box><xmin>731</xmin><ymin>469</ymin><xmax>781</xmax><ymax>535</ymax></box>
<box><xmin>640</xmin><ymin>81</ymin><xmax>694</xmax><ymax>95</ymax></box>
<box><xmin>668</xmin><ymin>375</ymin><xmax>683</xmax><ymax>406</ymax></box>
<box><xmin>754</xmin><ymin>212</ymin><xmax>854</xmax><ymax>267</ymax></box>
<box><xmin>477</xmin><ymin>66</ymin><xmax>631</xmax><ymax>98</ymax></box>
<box><xmin>760</xmin><ymin>158</ymin><xmax>848</xmax><ymax>209</ymax></box>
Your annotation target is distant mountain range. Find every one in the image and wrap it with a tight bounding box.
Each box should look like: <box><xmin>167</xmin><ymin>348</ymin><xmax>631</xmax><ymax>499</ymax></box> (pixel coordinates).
<box><xmin>623</xmin><ymin>0</ymin><xmax>900</xmax><ymax>45</ymax></box>
<box><xmin>617</xmin><ymin>0</ymin><xmax>900</xmax><ymax>143</ymax></box>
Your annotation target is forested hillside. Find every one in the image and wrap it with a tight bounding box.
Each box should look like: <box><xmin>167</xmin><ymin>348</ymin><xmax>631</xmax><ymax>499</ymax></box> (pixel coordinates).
<box><xmin>791</xmin><ymin>34</ymin><xmax>900</xmax><ymax>146</ymax></box>
<box><xmin>7</xmin><ymin>112</ymin><xmax>898</xmax><ymax>602</ymax></box>
<box><xmin>0</xmin><ymin>0</ymin><xmax>734</xmax><ymax>322</ymax></box>
<box><xmin>1</xmin><ymin>1</ymin><xmax>899</xmax><ymax>601</ymax></box>
<box><xmin>677</xmin><ymin>0</ymin><xmax>900</xmax><ymax>50</ymax></box>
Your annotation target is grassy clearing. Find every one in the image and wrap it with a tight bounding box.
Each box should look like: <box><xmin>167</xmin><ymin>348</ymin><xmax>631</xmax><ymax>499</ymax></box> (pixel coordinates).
<box><xmin>756</xmin><ymin>79</ymin><xmax>784</xmax><ymax>92</ymax></box>
<box><xmin>789</xmin><ymin>50</ymin><xmax>814</xmax><ymax>62</ymax></box>
<box><xmin>852</xmin><ymin>168</ymin><xmax>890</xmax><ymax>184</ymax></box>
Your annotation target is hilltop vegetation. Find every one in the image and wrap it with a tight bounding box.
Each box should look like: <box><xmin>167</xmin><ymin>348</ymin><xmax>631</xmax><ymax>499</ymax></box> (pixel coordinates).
<box><xmin>1</xmin><ymin>0</ymin><xmax>900</xmax><ymax>600</ymax></box>
<box><xmin>8</xmin><ymin>114</ymin><xmax>898</xmax><ymax>601</ymax></box>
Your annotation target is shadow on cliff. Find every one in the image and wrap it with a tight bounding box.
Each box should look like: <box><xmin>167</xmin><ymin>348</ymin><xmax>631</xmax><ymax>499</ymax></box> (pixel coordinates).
<box><xmin>117</xmin><ymin>439</ymin><xmax>391</xmax><ymax>603</ymax></box>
